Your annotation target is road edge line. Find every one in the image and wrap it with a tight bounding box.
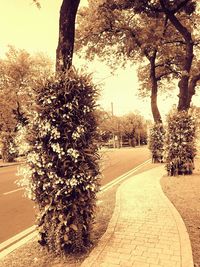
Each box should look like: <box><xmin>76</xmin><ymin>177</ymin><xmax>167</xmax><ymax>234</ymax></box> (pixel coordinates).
<box><xmin>0</xmin><ymin>232</ymin><xmax>37</xmax><ymax>260</ymax></box>
<box><xmin>0</xmin><ymin>226</ymin><xmax>36</xmax><ymax>253</ymax></box>
<box><xmin>100</xmin><ymin>158</ymin><xmax>151</xmax><ymax>192</ymax></box>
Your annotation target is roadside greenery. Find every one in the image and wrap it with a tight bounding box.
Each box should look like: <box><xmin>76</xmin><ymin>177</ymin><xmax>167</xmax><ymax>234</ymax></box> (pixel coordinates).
<box><xmin>19</xmin><ymin>69</ymin><xmax>100</xmax><ymax>254</ymax></box>
<box><xmin>0</xmin><ymin>46</ymin><xmax>53</xmax><ymax>162</ymax></box>
<box><xmin>97</xmin><ymin>110</ymin><xmax>148</xmax><ymax>147</ymax></box>
<box><xmin>148</xmin><ymin>123</ymin><xmax>165</xmax><ymax>163</ymax></box>
<box><xmin>2</xmin><ymin>1</ymin><xmax>200</xmax><ymax>261</ymax></box>
<box><xmin>165</xmin><ymin>110</ymin><xmax>196</xmax><ymax>176</ymax></box>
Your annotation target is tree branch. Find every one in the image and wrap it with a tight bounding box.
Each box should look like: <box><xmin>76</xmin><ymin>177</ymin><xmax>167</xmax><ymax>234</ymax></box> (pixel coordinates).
<box><xmin>172</xmin><ymin>0</ymin><xmax>190</xmax><ymax>14</ymax></box>
<box><xmin>160</xmin><ymin>0</ymin><xmax>192</xmax><ymax>42</ymax></box>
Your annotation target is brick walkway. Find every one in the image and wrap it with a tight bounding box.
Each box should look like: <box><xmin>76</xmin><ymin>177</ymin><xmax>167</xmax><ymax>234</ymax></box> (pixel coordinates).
<box><xmin>81</xmin><ymin>165</ymin><xmax>193</xmax><ymax>267</ymax></box>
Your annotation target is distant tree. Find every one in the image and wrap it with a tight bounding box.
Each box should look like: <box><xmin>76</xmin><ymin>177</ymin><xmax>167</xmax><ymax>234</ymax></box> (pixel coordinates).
<box><xmin>95</xmin><ymin>109</ymin><xmax>116</xmax><ymax>143</ymax></box>
<box><xmin>120</xmin><ymin>113</ymin><xmax>147</xmax><ymax>146</ymax></box>
<box><xmin>96</xmin><ymin>110</ymin><xmax>148</xmax><ymax>147</ymax></box>
<box><xmin>0</xmin><ymin>91</ymin><xmax>18</xmax><ymax>162</ymax></box>
<box><xmin>0</xmin><ymin>46</ymin><xmax>53</xmax><ymax>161</ymax></box>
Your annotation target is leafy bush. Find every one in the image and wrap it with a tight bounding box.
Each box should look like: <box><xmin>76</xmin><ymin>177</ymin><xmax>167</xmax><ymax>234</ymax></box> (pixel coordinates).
<box><xmin>19</xmin><ymin>69</ymin><xmax>100</xmax><ymax>254</ymax></box>
<box><xmin>148</xmin><ymin>123</ymin><xmax>165</xmax><ymax>163</ymax></box>
<box><xmin>165</xmin><ymin>110</ymin><xmax>196</xmax><ymax>176</ymax></box>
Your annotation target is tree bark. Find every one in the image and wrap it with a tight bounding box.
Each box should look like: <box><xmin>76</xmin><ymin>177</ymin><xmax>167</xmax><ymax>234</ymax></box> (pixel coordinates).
<box><xmin>56</xmin><ymin>0</ymin><xmax>80</xmax><ymax>72</ymax></box>
<box><xmin>129</xmin><ymin>31</ymin><xmax>162</xmax><ymax>123</ymax></box>
<box><xmin>149</xmin><ymin>51</ymin><xmax>162</xmax><ymax>123</ymax></box>
<box><xmin>160</xmin><ymin>0</ymin><xmax>194</xmax><ymax>111</ymax></box>
<box><xmin>177</xmin><ymin>35</ymin><xmax>193</xmax><ymax>110</ymax></box>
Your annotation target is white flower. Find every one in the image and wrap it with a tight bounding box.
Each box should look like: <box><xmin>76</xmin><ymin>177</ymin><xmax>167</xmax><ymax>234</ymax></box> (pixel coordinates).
<box><xmin>83</xmin><ymin>105</ymin><xmax>90</xmax><ymax>113</ymax></box>
<box><xmin>67</xmin><ymin>148</ymin><xmax>79</xmax><ymax>160</ymax></box>
<box><xmin>72</xmin><ymin>131</ymin><xmax>81</xmax><ymax>140</ymax></box>
<box><xmin>51</xmin><ymin>128</ymin><xmax>61</xmax><ymax>139</ymax></box>
<box><xmin>63</xmin><ymin>114</ymin><xmax>70</xmax><ymax>119</ymax></box>
<box><xmin>51</xmin><ymin>143</ymin><xmax>60</xmax><ymax>153</ymax></box>
<box><xmin>85</xmin><ymin>183</ymin><xmax>96</xmax><ymax>191</ymax></box>
<box><xmin>72</xmin><ymin>126</ymin><xmax>85</xmax><ymax>140</ymax></box>
<box><xmin>69</xmin><ymin>177</ymin><xmax>78</xmax><ymax>187</ymax></box>
<box><xmin>27</xmin><ymin>151</ymin><xmax>40</xmax><ymax>165</ymax></box>
<box><xmin>65</xmin><ymin>103</ymin><xmax>73</xmax><ymax>110</ymax></box>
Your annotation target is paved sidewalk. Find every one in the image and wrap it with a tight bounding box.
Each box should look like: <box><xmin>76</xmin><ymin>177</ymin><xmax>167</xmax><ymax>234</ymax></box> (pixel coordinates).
<box><xmin>81</xmin><ymin>165</ymin><xmax>193</xmax><ymax>267</ymax></box>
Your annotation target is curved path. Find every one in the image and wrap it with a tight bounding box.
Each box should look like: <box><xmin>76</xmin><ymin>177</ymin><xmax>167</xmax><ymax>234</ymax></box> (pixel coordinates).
<box><xmin>81</xmin><ymin>165</ymin><xmax>193</xmax><ymax>267</ymax></box>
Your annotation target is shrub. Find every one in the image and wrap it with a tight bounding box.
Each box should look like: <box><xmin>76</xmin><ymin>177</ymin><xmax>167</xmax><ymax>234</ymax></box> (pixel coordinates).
<box><xmin>148</xmin><ymin>123</ymin><xmax>165</xmax><ymax>163</ymax></box>
<box><xmin>19</xmin><ymin>69</ymin><xmax>100</xmax><ymax>254</ymax></box>
<box><xmin>165</xmin><ymin>110</ymin><xmax>196</xmax><ymax>176</ymax></box>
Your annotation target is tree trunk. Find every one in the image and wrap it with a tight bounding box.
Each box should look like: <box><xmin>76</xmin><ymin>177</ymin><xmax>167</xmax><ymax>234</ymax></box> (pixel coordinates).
<box><xmin>149</xmin><ymin>51</ymin><xmax>162</xmax><ymax>123</ymax></box>
<box><xmin>177</xmin><ymin>38</ymin><xmax>193</xmax><ymax>110</ymax></box>
<box><xmin>56</xmin><ymin>0</ymin><xmax>80</xmax><ymax>72</ymax></box>
<box><xmin>130</xmin><ymin>32</ymin><xmax>162</xmax><ymax>123</ymax></box>
<box><xmin>160</xmin><ymin>1</ymin><xmax>194</xmax><ymax>111</ymax></box>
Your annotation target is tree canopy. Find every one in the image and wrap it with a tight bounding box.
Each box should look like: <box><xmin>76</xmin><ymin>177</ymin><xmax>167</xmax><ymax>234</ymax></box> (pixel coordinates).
<box><xmin>76</xmin><ymin>0</ymin><xmax>200</xmax><ymax>118</ymax></box>
<box><xmin>0</xmin><ymin>46</ymin><xmax>53</xmax><ymax>161</ymax></box>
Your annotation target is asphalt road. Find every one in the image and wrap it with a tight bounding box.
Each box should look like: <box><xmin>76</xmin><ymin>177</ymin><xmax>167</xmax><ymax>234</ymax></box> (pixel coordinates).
<box><xmin>0</xmin><ymin>146</ymin><xmax>150</xmax><ymax>243</ymax></box>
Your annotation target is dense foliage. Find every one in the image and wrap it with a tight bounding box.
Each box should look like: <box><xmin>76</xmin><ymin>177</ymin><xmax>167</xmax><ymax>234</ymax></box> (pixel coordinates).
<box><xmin>165</xmin><ymin>110</ymin><xmax>196</xmax><ymax>176</ymax></box>
<box><xmin>20</xmin><ymin>69</ymin><xmax>100</xmax><ymax>254</ymax></box>
<box><xmin>0</xmin><ymin>46</ymin><xmax>53</xmax><ymax>162</ymax></box>
<box><xmin>1</xmin><ymin>132</ymin><xmax>17</xmax><ymax>162</ymax></box>
<box><xmin>96</xmin><ymin>110</ymin><xmax>148</xmax><ymax>147</ymax></box>
<box><xmin>148</xmin><ymin>123</ymin><xmax>165</xmax><ymax>163</ymax></box>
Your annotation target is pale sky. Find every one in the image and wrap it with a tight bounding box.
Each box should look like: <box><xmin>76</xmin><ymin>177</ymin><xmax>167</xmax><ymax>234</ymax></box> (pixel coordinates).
<box><xmin>0</xmin><ymin>1</ymin><xmax>199</xmax><ymax>121</ymax></box>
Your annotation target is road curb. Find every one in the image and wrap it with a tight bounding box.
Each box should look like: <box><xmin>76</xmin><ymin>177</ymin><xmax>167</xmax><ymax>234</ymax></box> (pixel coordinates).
<box><xmin>0</xmin><ymin>232</ymin><xmax>37</xmax><ymax>260</ymax></box>
<box><xmin>0</xmin><ymin>226</ymin><xmax>36</xmax><ymax>258</ymax></box>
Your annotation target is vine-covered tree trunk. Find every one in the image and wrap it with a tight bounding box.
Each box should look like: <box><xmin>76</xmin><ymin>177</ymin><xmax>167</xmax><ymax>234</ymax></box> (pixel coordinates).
<box><xmin>23</xmin><ymin>0</ymin><xmax>101</xmax><ymax>254</ymax></box>
<box><xmin>165</xmin><ymin>110</ymin><xmax>196</xmax><ymax>176</ymax></box>
<box><xmin>148</xmin><ymin>50</ymin><xmax>165</xmax><ymax>162</ymax></box>
<box><xmin>56</xmin><ymin>0</ymin><xmax>80</xmax><ymax>72</ymax></box>
<box><xmin>159</xmin><ymin>1</ymin><xmax>197</xmax><ymax>176</ymax></box>
<box><xmin>148</xmin><ymin>123</ymin><xmax>165</xmax><ymax>163</ymax></box>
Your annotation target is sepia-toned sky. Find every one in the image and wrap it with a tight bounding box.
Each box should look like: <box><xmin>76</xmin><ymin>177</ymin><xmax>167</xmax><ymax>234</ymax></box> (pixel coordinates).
<box><xmin>0</xmin><ymin>1</ymin><xmax>198</xmax><ymax>120</ymax></box>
